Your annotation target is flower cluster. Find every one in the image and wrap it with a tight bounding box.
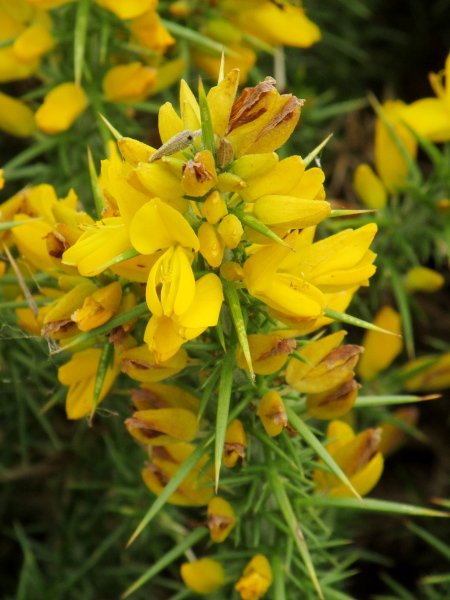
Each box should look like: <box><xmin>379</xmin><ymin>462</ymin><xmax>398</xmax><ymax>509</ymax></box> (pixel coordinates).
<box><xmin>1</xmin><ymin>70</ymin><xmax>388</xmax><ymax>599</ymax></box>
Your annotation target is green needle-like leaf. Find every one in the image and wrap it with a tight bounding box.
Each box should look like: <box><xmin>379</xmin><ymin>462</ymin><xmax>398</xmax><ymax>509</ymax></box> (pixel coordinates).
<box><xmin>354</xmin><ymin>394</ymin><xmax>439</xmax><ymax>407</ymax></box>
<box><xmin>295</xmin><ymin>496</ymin><xmax>449</xmax><ymax>517</ymax></box>
<box><xmin>330</xmin><ymin>209</ymin><xmax>376</xmax><ymax>217</ymax></box>
<box><xmin>0</xmin><ymin>217</ymin><xmax>43</xmax><ymax>232</ymax></box>
<box><xmin>387</xmin><ymin>264</ymin><xmax>414</xmax><ymax>358</ymax></box>
<box><xmin>122</xmin><ymin>528</ymin><xmax>208</xmax><ymax>598</ymax></box>
<box><xmin>303</xmin><ymin>134</ymin><xmax>333</xmax><ymax>167</ymax></box>
<box><xmin>286</xmin><ymin>407</ymin><xmax>362</xmax><ymax>502</ymax></box>
<box><xmin>52</xmin><ymin>302</ymin><xmax>149</xmax><ymax>354</ymax></box>
<box><xmin>268</xmin><ymin>466</ymin><xmax>324</xmax><ymax>600</ymax></box>
<box><xmin>89</xmin><ymin>339</ymin><xmax>114</xmax><ymax>425</ymax></box>
<box><xmin>406</xmin><ymin>521</ymin><xmax>450</xmax><ymax>560</ymax></box>
<box><xmin>198</xmin><ymin>77</ymin><xmax>215</xmax><ymax>158</ymax></box>
<box><xmin>229</xmin><ymin>208</ymin><xmax>294</xmax><ymax>248</ymax></box>
<box><xmin>215</xmin><ymin>348</ymin><xmax>236</xmax><ymax>491</ymax></box>
<box><xmin>87</xmin><ymin>147</ymin><xmax>104</xmax><ymax>218</ymax></box>
<box><xmin>223</xmin><ymin>280</ymin><xmax>253</xmax><ymax>378</ymax></box>
<box><xmin>161</xmin><ymin>20</ymin><xmax>239</xmax><ymax>57</ymax></box>
<box><xmin>88</xmin><ymin>247</ymin><xmax>140</xmax><ymax>273</ymax></box>
<box><xmin>324</xmin><ymin>308</ymin><xmax>402</xmax><ymax>336</ymax></box>
<box><xmin>74</xmin><ymin>0</ymin><xmax>91</xmax><ymax>86</ymax></box>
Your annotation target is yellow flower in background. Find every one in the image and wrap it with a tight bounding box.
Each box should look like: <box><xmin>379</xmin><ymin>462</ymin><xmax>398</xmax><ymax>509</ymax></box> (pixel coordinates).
<box><xmin>357</xmin><ymin>306</ymin><xmax>403</xmax><ymax>381</ymax></box>
<box><xmin>35</xmin><ymin>82</ymin><xmax>89</xmax><ymax>134</ymax></box>
<box><xmin>402</xmin><ymin>353</ymin><xmax>450</xmax><ymax>391</ymax></box>
<box><xmin>403</xmin><ymin>266</ymin><xmax>445</xmax><ymax>293</ymax></box>
<box><xmin>58</xmin><ymin>346</ymin><xmax>122</xmax><ymax>419</ymax></box>
<box><xmin>102</xmin><ymin>62</ymin><xmax>157</xmax><ymax>103</ymax></box>
<box><xmin>181</xmin><ymin>558</ymin><xmax>225</xmax><ymax>594</ymax></box>
<box><xmin>130</xmin><ymin>9</ymin><xmax>175</xmax><ymax>53</ymax></box>
<box><xmin>125</xmin><ymin>407</ymin><xmax>198</xmax><ymax>445</ymax></box>
<box><xmin>96</xmin><ymin>0</ymin><xmax>156</xmax><ymax>20</ymax></box>
<box><xmin>223</xmin><ymin>419</ymin><xmax>247</xmax><ymax>467</ymax></box>
<box><xmin>353</xmin><ymin>164</ymin><xmax>387</xmax><ymax>210</ymax></box>
<box><xmin>403</xmin><ymin>53</ymin><xmax>450</xmax><ymax>142</ymax></box>
<box><xmin>374</xmin><ymin>100</ymin><xmax>417</xmax><ymax>189</ymax></box>
<box><xmin>314</xmin><ymin>420</ymin><xmax>384</xmax><ymax>497</ymax></box>
<box><xmin>71</xmin><ymin>281</ymin><xmax>122</xmax><ymax>331</ymax></box>
<box><xmin>235</xmin><ymin>554</ymin><xmax>273</xmax><ymax>600</ymax></box>
<box><xmin>24</xmin><ymin>0</ymin><xmax>74</xmax><ymax>7</ymax></box>
<box><xmin>0</xmin><ymin>92</ymin><xmax>35</xmax><ymax>137</ymax></box>
<box><xmin>379</xmin><ymin>407</ymin><xmax>419</xmax><ymax>456</ymax></box>
<box><xmin>207</xmin><ymin>497</ymin><xmax>236</xmax><ymax>543</ymax></box>
<box><xmin>236</xmin><ymin>334</ymin><xmax>296</xmax><ymax>375</ymax></box>
<box><xmin>222</xmin><ymin>0</ymin><xmax>321</xmax><ymax>48</ymax></box>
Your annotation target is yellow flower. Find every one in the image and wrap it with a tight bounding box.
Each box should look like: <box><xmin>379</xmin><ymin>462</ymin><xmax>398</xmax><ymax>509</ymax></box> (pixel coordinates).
<box><xmin>142</xmin><ymin>441</ymin><xmax>215</xmax><ymax>506</ymax></box>
<box><xmin>403</xmin><ymin>266</ymin><xmax>445</xmax><ymax>293</ymax></box>
<box><xmin>257</xmin><ymin>391</ymin><xmax>287</xmax><ymax>437</ymax></box>
<box><xmin>403</xmin><ymin>53</ymin><xmax>450</xmax><ymax>142</ymax></box>
<box><xmin>286</xmin><ymin>330</ymin><xmax>363</xmax><ymax>394</ymax></box>
<box><xmin>71</xmin><ymin>281</ymin><xmax>122</xmax><ymax>331</ymax></box>
<box><xmin>223</xmin><ymin>419</ymin><xmax>247</xmax><ymax>467</ymax></box>
<box><xmin>379</xmin><ymin>407</ymin><xmax>419</xmax><ymax>456</ymax></box>
<box><xmin>235</xmin><ymin>554</ymin><xmax>273</xmax><ymax>600</ymax></box>
<box><xmin>121</xmin><ymin>344</ymin><xmax>188</xmax><ymax>383</ymax></box>
<box><xmin>353</xmin><ymin>164</ymin><xmax>387</xmax><ymax>210</ymax></box>
<box><xmin>102</xmin><ymin>62</ymin><xmax>157</xmax><ymax>103</ymax></box>
<box><xmin>374</xmin><ymin>100</ymin><xmax>417</xmax><ymax>189</ymax></box>
<box><xmin>0</xmin><ymin>92</ymin><xmax>36</xmax><ymax>137</ymax></box>
<box><xmin>130</xmin><ymin>381</ymin><xmax>200</xmax><ymax>413</ymax></box>
<box><xmin>181</xmin><ymin>558</ymin><xmax>225</xmax><ymax>594</ymax></box>
<box><xmin>130</xmin><ymin>9</ymin><xmax>175</xmax><ymax>53</ymax></box>
<box><xmin>126</xmin><ymin>407</ymin><xmax>198</xmax><ymax>445</ymax></box>
<box><xmin>222</xmin><ymin>0</ymin><xmax>321</xmax><ymax>48</ymax></box>
<box><xmin>207</xmin><ymin>497</ymin><xmax>236</xmax><ymax>543</ymax></box>
<box><xmin>306</xmin><ymin>379</ymin><xmax>360</xmax><ymax>420</ymax></box>
<box><xmin>357</xmin><ymin>306</ymin><xmax>403</xmax><ymax>381</ymax></box>
<box><xmin>35</xmin><ymin>82</ymin><xmax>89</xmax><ymax>134</ymax></box>
<box><xmin>96</xmin><ymin>0</ymin><xmax>156</xmax><ymax>20</ymax></box>
<box><xmin>313</xmin><ymin>420</ymin><xmax>384</xmax><ymax>497</ymax></box>
<box><xmin>236</xmin><ymin>334</ymin><xmax>296</xmax><ymax>375</ymax></box>
<box><xmin>402</xmin><ymin>353</ymin><xmax>450</xmax><ymax>391</ymax></box>
<box><xmin>41</xmin><ymin>281</ymin><xmax>97</xmax><ymax>338</ymax></box>
<box><xmin>58</xmin><ymin>347</ymin><xmax>122</xmax><ymax>419</ymax></box>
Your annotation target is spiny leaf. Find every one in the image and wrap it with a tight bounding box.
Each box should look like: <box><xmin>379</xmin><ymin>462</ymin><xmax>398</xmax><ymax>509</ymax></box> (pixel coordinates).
<box><xmin>87</xmin><ymin>147</ymin><xmax>104</xmax><ymax>218</ymax></box>
<box><xmin>330</xmin><ymin>209</ymin><xmax>376</xmax><ymax>217</ymax></box>
<box><xmin>303</xmin><ymin>134</ymin><xmax>333</xmax><ymax>167</ymax></box>
<box><xmin>98</xmin><ymin>113</ymin><xmax>122</xmax><ymax>140</ymax></box>
<box><xmin>215</xmin><ymin>348</ymin><xmax>236</xmax><ymax>491</ymax></box>
<box><xmin>223</xmin><ymin>280</ymin><xmax>253</xmax><ymax>378</ymax></box>
<box><xmin>0</xmin><ymin>217</ymin><xmax>43</xmax><ymax>232</ymax></box>
<box><xmin>198</xmin><ymin>365</ymin><xmax>221</xmax><ymax>421</ymax></box>
<box><xmin>286</xmin><ymin>407</ymin><xmax>363</xmax><ymax>502</ymax></box>
<box><xmin>268</xmin><ymin>466</ymin><xmax>324</xmax><ymax>600</ymax></box>
<box><xmin>324</xmin><ymin>308</ymin><xmax>402</xmax><ymax>336</ymax></box>
<box><xmin>88</xmin><ymin>247</ymin><xmax>140</xmax><ymax>273</ymax></box>
<box><xmin>74</xmin><ymin>0</ymin><xmax>91</xmax><ymax>86</ymax></box>
<box><xmin>198</xmin><ymin>77</ymin><xmax>215</xmax><ymax>158</ymax></box>
<box><xmin>295</xmin><ymin>496</ymin><xmax>449</xmax><ymax>517</ymax></box>
<box><xmin>122</xmin><ymin>528</ymin><xmax>209</xmax><ymax>598</ymax></box>
<box><xmin>161</xmin><ymin>20</ymin><xmax>239</xmax><ymax>57</ymax></box>
<box><xmin>51</xmin><ymin>302</ymin><xmax>149</xmax><ymax>354</ymax></box>
<box><xmin>354</xmin><ymin>394</ymin><xmax>439</xmax><ymax>407</ymax></box>
<box><xmin>406</xmin><ymin>521</ymin><xmax>450</xmax><ymax>561</ymax></box>
<box><xmin>387</xmin><ymin>264</ymin><xmax>414</xmax><ymax>358</ymax></box>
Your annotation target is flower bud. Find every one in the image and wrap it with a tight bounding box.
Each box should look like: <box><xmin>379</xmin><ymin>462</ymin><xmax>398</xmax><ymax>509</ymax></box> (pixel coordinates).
<box><xmin>235</xmin><ymin>554</ymin><xmax>273</xmax><ymax>600</ymax></box>
<box><xmin>223</xmin><ymin>419</ymin><xmax>247</xmax><ymax>467</ymax></box>
<box><xmin>202</xmin><ymin>190</ymin><xmax>228</xmax><ymax>225</ymax></box>
<box><xmin>182</xmin><ymin>150</ymin><xmax>217</xmax><ymax>197</ymax></box>
<box><xmin>220</xmin><ymin>261</ymin><xmax>245</xmax><ymax>282</ymax></box>
<box><xmin>218</xmin><ymin>214</ymin><xmax>244</xmax><ymax>248</ymax></box>
<box><xmin>181</xmin><ymin>558</ymin><xmax>225</xmax><ymax>594</ymax></box>
<box><xmin>198</xmin><ymin>222</ymin><xmax>225</xmax><ymax>268</ymax></box>
<box><xmin>207</xmin><ymin>497</ymin><xmax>236</xmax><ymax>542</ymax></box>
<box><xmin>0</xmin><ymin>92</ymin><xmax>35</xmax><ymax>137</ymax></box>
<box><xmin>257</xmin><ymin>391</ymin><xmax>287</xmax><ymax>437</ymax></box>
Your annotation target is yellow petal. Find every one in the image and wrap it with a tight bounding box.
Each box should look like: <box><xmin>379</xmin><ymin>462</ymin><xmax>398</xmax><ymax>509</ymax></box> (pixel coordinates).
<box><xmin>35</xmin><ymin>83</ymin><xmax>88</xmax><ymax>134</ymax></box>
<box><xmin>253</xmin><ymin>195</ymin><xmax>331</xmax><ymax>228</ymax></box>
<box><xmin>353</xmin><ymin>164</ymin><xmax>387</xmax><ymax>209</ymax></box>
<box><xmin>102</xmin><ymin>62</ymin><xmax>157</xmax><ymax>102</ymax></box>
<box><xmin>257</xmin><ymin>390</ymin><xmax>287</xmax><ymax>437</ymax></box>
<box><xmin>404</xmin><ymin>97</ymin><xmax>450</xmax><ymax>143</ymax></box>
<box><xmin>126</xmin><ymin>407</ymin><xmax>198</xmax><ymax>445</ymax></box>
<box><xmin>181</xmin><ymin>559</ymin><xmax>225</xmax><ymax>594</ymax></box>
<box><xmin>357</xmin><ymin>306</ymin><xmax>403</xmax><ymax>381</ymax></box>
<box><xmin>13</xmin><ymin>23</ymin><xmax>54</xmax><ymax>62</ymax></box>
<box><xmin>207</xmin><ymin>497</ymin><xmax>236</xmax><ymax>543</ymax></box>
<box><xmin>207</xmin><ymin>68</ymin><xmax>239</xmax><ymax>136</ymax></box>
<box><xmin>122</xmin><ymin>344</ymin><xmax>188</xmax><ymax>382</ymax></box>
<box><xmin>403</xmin><ymin>266</ymin><xmax>445</xmax><ymax>293</ymax></box>
<box><xmin>0</xmin><ymin>91</ymin><xmax>35</xmax><ymax>137</ymax></box>
<box><xmin>96</xmin><ymin>0</ymin><xmax>156</xmax><ymax>20</ymax></box>
<box><xmin>198</xmin><ymin>222</ymin><xmax>225</xmax><ymax>268</ymax></box>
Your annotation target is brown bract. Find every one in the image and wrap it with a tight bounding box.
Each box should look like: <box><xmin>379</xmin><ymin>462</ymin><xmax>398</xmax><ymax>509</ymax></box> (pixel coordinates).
<box><xmin>254</xmin><ymin>95</ymin><xmax>304</xmax><ymax>142</ymax></box>
<box><xmin>227</xmin><ymin>77</ymin><xmax>276</xmax><ymax>134</ymax></box>
<box><xmin>258</xmin><ymin>338</ymin><xmax>296</xmax><ymax>361</ymax></box>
